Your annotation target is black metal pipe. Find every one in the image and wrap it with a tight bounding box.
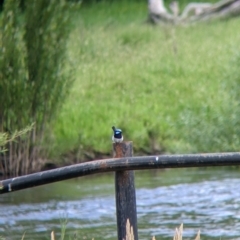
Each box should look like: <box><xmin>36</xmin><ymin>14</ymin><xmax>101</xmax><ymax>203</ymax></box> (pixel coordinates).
<box><xmin>1</xmin><ymin>152</ymin><xmax>240</xmax><ymax>194</ymax></box>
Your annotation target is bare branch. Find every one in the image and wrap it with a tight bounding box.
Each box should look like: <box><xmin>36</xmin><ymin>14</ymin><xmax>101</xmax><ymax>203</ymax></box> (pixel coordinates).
<box><xmin>148</xmin><ymin>0</ymin><xmax>240</xmax><ymax>24</ymax></box>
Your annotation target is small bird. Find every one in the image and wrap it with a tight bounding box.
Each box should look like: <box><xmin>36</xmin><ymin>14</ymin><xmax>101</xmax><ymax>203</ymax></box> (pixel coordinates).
<box><xmin>112</xmin><ymin>126</ymin><xmax>123</xmax><ymax>143</ymax></box>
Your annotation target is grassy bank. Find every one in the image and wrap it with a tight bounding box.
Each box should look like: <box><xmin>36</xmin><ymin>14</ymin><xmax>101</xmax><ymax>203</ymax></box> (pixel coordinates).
<box><xmin>51</xmin><ymin>1</ymin><xmax>240</xmax><ymax>160</ymax></box>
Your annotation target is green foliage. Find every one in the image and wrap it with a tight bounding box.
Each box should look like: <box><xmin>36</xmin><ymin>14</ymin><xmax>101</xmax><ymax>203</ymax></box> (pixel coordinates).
<box><xmin>0</xmin><ymin>0</ymin><xmax>27</xmax><ymax>130</ymax></box>
<box><xmin>24</xmin><ymin>0</ymin><xmax>74</xmax><ymax>125</ymax></box>
<box><xmin>0</xmin><ymin>0</ymin><xmax>75</xmax><ymax>175</ymax></box>
<box><xmin>52</xmin><ymin>1</ymin><xmax>240</xmax><ymax>157</ymax></box>
<box><xmin>0</xmin><ymin>133</ymin><xmax>8</xmax><ymax>153</ymax></box>
<box><xmin>0</xmin><ymin>124</ymin><xmax>34</xmax><ymax>153</ymax></box>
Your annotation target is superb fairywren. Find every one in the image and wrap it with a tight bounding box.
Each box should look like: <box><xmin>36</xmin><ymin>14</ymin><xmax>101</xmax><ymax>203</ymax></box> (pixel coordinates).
<box><xmin>112</xmin><ymin>126</ymin><xmax>123</xmax><ymax>143</ymax></box>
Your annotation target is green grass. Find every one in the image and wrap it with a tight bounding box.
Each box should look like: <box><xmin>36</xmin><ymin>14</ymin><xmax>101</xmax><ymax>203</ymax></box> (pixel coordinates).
<box><xmin>51</xmin><ymin>1</ymin><xmax>240</xmax><ymax>159</ymax></box>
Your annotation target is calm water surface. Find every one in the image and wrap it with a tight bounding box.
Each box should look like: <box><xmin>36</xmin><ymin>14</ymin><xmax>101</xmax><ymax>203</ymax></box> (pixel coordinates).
<box><xmin>1</xmin><ymin>167</ymin><xmax>240</xmax><ymax>240</ymax></box>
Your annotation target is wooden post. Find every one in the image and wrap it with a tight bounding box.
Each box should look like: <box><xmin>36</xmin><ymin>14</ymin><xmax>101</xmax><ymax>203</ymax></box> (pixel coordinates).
<box><xmin>113</xmin><ymin>142</ymin><xmax>138</xmax><ymax>240</ymax></box>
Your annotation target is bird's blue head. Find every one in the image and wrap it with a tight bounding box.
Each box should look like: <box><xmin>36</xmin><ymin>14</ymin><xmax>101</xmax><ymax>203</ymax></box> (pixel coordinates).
<box><xmin>112</xmin><ymin>126</ymin><xmax>123</xmax><ymax>142</ymax></box>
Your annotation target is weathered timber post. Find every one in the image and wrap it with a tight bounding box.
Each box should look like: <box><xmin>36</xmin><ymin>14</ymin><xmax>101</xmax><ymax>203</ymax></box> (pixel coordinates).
<box><xmin>113</xmin><ymin>141</ymin><xmax>138</xmax><ymax>240</ymax></box>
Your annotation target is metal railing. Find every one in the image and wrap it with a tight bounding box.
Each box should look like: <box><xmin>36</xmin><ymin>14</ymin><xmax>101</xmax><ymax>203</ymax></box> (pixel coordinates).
<box><xmin>1</xmin><ymin>141</ymin><xmax>240</xmax><ymax>240</ymax></box>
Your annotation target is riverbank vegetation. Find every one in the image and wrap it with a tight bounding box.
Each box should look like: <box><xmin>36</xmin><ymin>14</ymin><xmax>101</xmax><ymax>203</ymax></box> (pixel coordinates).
<box><xmin>52</xmin><ymin>0</ymin><xmax>240</xmax><ymax>161</ymax></box>
<box><xmin>1</xmin><ymin>0</ymin><xmax>240</xmax><ymax>171</ymax></box>
<box><xmin>45</xmin><ymin>222</ymin><xmax>200</xmax><ymax>240</ymax></box>
<box><xmin>0</xmin><ymin>0</ymin><xmax>77</xmax><ymax>175</ymax></box>
<box><xmin>0</xmin><ymin>125</ymin><xmax>33</xmax><ymax>153</ymax></box>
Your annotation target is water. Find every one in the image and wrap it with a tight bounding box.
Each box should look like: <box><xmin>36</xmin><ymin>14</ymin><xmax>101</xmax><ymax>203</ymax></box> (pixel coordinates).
<box><xmin>1</xmin><ymin>167</ymin><xmax>240</xmax><ymax>240</ymax></box>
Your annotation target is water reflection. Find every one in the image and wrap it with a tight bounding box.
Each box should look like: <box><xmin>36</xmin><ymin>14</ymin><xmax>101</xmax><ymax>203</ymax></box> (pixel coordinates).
<box><xmin>1</xmin><ymin>168</ymin><xmax>240</xmax><ymax>240</ymax></box>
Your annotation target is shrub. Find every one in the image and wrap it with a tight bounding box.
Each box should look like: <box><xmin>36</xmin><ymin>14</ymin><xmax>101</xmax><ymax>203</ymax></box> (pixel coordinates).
<box><xmin>0</xmin><ymin>0</ymin><xmax>75</xmax><ymax>176</ymax></box>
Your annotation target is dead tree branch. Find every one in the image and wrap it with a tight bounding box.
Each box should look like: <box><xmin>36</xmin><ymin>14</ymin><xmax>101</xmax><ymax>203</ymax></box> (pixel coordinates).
<box><xmin>148</xmin><ymin>0</ymin><xmax>240</xmax><ymax>24</ymax></box>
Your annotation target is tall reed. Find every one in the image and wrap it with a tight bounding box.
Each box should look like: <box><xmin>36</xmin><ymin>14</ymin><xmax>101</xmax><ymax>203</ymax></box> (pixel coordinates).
<box><xmin>0</xmin><ymin>0</ymin><xmax>75</xmax><ymax>177</ymax></box>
